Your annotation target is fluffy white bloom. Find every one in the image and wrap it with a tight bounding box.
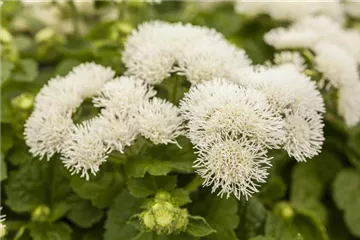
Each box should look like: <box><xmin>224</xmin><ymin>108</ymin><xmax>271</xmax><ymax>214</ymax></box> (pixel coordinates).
<box><xmin>343</xmin><ymin>1</ymin><xmax>360</xmax><ymax>18</ymax></box>
<box><xmin>176</xmin><ymin>41</ymin><xmax>250</xmax><ymax>84</ymax></box>
<box><xmin>95</xmin><ymin>109</ymin><xmax>138</xmax><ymax>153</ymax></box>
<box><xmin>180</xmin><ymin>79</ymin><xmax>285</xmax><ymax>148</ymax></box>
<box><xmin>283</xmin><ymin>111</ymin><xmax>324</xmax><ymax>162</ymax></box>
<box><xmin>248</xmin><ymin>65</ymin><xmax>325</xmax><ymax>115</ymax></box>
<box><xmin>93</xmin><ymin>76</ymin><xmax>156</xmax><ymax>112</ymax></box>
<box><xmin>137</xmin><ymin>98</ymin><xmax>184</xmax><ymax>145</ymax></box>
<box><xmin>265</xmin><ymin>16</ymin><xmax>360</xmax><ymax>62</ymax></box>
<box><xmin>122</xmin><ymin>20</ymin><xmax>249</xmax><ymax>84</ymax></box>
<box><xmin>235</xmin><ymin>1</ymin><xmax>344</xmax><ymax>22</ymax></box>
<box><xmin>25</xmin><ymin>63</ymin><xmax>114</xmax><ymax>160</ymax></box>
<box><xmin>194</xmin><ymin>138</ymin><xmax>272</xmax><ymax>200</ymax></box>
<box><xmin>314</xmin><ymin>41</ymin><xmax>359</xmax><ymax>89</ymax></box>
<box><xmin>0</xmin><ymin>207</ymin><xmax>6</xmax><ymax>238</ymax></box>
<box><xmin>273</xmin><ymin>51</ymin><xmax>306</xmax><ymax>71</ymax></box>
<box><xmin>24</xmin><ymin>109</ymin><xmax>74</xmax><ymax>160</ymax></box>
<box><xmin>61</xmin><ymin>120</ymin><xmax>110</xmax><ymax>180</ymax></box>
<box><xmin>338</xmin><ymin>83</ymin><xmax>360</xmax><ymax>127</ymax></box>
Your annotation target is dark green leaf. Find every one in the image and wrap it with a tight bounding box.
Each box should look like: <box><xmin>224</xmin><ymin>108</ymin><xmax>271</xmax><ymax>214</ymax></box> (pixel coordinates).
<box><xmin>128</xmin><ymin>175</ymin><xmax>177</xmax><ymax>198</ymax></box>
<box><xmin>1</xmin><ymin>152</ymin><xmax>8</xmax><ymax>181</ymax></box>
<box><xmin>187</xmin><ymin>215</ymin><xmax>216</xmax><ymax>237</ymax></box>
<box><xmin>67</xmin><ymin>198</ymin><xmax>104</xmax><ymax>228</ymax></box>
<box><xmin>29</xmin><ymin>222</ymin><xmax>72</xmax><ymax>240</ymax></box>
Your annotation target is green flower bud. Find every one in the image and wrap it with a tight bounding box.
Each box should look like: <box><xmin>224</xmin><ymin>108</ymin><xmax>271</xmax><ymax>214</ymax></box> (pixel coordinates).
<box><xmin>35</xmin><ymin>28</ymin><xmax>56</xmax><ymax>43</ymax></box>
<box><xmin>154</xmin><ymin>191</ymin><xmax>172</xmax><ymax>202</ymax></box>
<box><xmin>142</xmin><ymin>211</ymin><xmax>155</xmax><ymax>230</ymax></box>
<box><xmin>274</xmin><ymin>202</ymin><xmax>294</xmax><ymax>220</ymax></box>
<box><xmin>174</xmin><ymin>209</ymin><xmax>189</xmax><ymax>231</ymax></box>
<box><xmin>11</xmin><ymin>93</ymin><xmax>34</xmax><ymax>110</ymax></box>
<box><xmin>31</xmin><ymin>205</ymin><xmax>50</xmax><ymax>222</ymax></box>
<box><xmin>0</xmin><ymin>27</ymin><xmax>12</xmax><ymax>43</ymax></box>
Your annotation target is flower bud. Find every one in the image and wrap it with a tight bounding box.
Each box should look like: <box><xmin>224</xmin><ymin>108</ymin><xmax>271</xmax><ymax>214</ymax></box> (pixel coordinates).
<box><xmin>31</xmin><ymin>205</ymin><xmax>50</xmax><ymax>222</ymax></box>
<box><xmin>11</xmin><ymin>93</ymin><xmax>34</xmax><ymax>110</ymax></box>
<box><xmin>274</xmin><ymin>202</ymin><xmax>294</xmax><ymax>220</ymax></box>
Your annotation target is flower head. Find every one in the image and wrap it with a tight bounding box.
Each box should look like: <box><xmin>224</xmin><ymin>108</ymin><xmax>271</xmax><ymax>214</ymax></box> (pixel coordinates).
<box><xmin>283</xmin><ymin>111</ymin><xmax>324</xmax><ymax>162</ymax></box>
<box><xmin>180</xmin><ymin>79</ymin><xmax>285</xmax><ymax>148</ymax></box>
<box><xmin>0</xmin><ymin>207</ymin><xmax>6</xmax><ymax>238</ymax></box>
<box><xmin>273</xmin><ymin>51</ymin><xmax>306</xmax><ymax>72</ymax></box>
<box><xmin>137</xmin><ymin>98</ymin><xmax>184</xmax><ymax>145</ymax></box>
<box><xmin>338</xmin><ymin>83</ymin><xmax>360</xmax><ymax>127</ymax></box>
<box><xmin>61</xmin><ymin>120</ymin><xmax>110</xmax><ymax>180</ymax></box>
<box><xmin>194</xmin><ymin>138</ymin><xmax>272</xmax><ymax>200</ymax></box>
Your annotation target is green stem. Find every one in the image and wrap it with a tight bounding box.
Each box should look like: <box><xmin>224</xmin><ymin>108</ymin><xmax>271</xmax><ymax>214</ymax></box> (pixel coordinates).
<box><xmin>185</xmin><ymin>175</ymin><xmax>203</xmax><ymax>193</ymax></box>
<box><xmin>172</xmin><ymin>75</ymin><xmax>179</xmax><ymax>103</ymax></box>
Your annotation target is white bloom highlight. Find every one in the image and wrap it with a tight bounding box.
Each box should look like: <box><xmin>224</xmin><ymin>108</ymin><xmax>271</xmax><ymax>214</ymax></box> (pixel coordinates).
<box><xmin>194</xmin><ymin>138</ymin><xmax>271</xmax><ymax>200</ymax></box>
<box><xmin>123</xmin><ymin>20</ymin><xmax>250</xmax><ymax>84</ymax></box>
<box><xmin>180</xmin><ymin>79</ymin><xmax>286</xmax><ymax>148</ymax></box>
<box><xmin>93</xmin><ymin>76</ymin><xmax>156</xmax><ymax>112</ymax></box>
<box><xmin>95</xmin><ymin>109</ymin><xmax>138</xmax><ymax>153</ymax></box>
<box><xmin>235</xmin><ymin>1</ymin><xmax>344</xmax><ymax>22</ymax></box>
<box><xmin>314</xmin><ymin>41</ymin><xmax>359</xmax><ymax>89</ymax></box>
<box><xmin>0</xmin><ymin>207</ymin><xmax>6</xmax><ymax>238</ymax></box>
<box><xmin>61</xmin><ymin>120</ymin><xmax>110</xmax><ymax>180</ymax></box>
<box><xmin>273</xmin><ymin>51</ymin><xmax>306</xmax><ymax>72</ymax></box>
<box><xmin>283</xmin><ymin>112</ymin><xmax>324</xmax><ymax>162</ymax></box>
<box><xmin>338</xmin><ymin>83</ymin><xmax>360</xmax><ymax>127</ymax></box>
<box><xmin>137</xmin><ymin>98</ymin><xmax>184</xmax><ymax>145</ymax></box>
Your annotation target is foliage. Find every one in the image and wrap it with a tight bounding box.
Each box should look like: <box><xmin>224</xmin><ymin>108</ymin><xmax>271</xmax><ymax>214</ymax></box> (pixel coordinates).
<box><xmin>1</xmin><ymin>1</ymin><xmax>360</xmax><ymax>240</ymax></box>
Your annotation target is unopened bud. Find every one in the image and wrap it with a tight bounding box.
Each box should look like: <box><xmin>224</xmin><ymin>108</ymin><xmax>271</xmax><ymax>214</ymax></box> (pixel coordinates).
<box><xmin>31</xmin><ymin>205</ymin><xmax>50</xmax><ymax>222</ymax></box>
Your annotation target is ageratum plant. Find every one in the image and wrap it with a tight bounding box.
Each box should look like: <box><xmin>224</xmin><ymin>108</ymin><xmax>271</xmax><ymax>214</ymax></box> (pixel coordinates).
<box><xmin>1</xmin><ymin>1</ymin><xmax>360</xmax><ymax>240</ymax></box>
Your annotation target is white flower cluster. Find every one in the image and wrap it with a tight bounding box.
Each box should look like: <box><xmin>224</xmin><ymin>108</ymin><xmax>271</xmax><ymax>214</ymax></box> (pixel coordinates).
<box><xmin>180</xmin><ymin>64</ymin><xmax>325</xmax><ymax>199</ymax></box>
<box><xmin>0</xmin><ymin>207</ymin><xmax>5</xmax><ymax>238</ymax></box>
<box><xmin>264</xmin><ymin>15</ymin><xmax>360</xmax><ymax>127</ymax></box>
<box><xmin>24</xmin><ymin>63</ymin><xmax>183</xmax><ymax>180</ymax></box>
<box><xmin>122</xmin><ymin>21</ymin><xmax>251</xmax><ymax>85</ymax></box>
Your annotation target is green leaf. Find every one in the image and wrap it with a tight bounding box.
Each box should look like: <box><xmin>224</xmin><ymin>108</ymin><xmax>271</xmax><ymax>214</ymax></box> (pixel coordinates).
<box><xmin>249</xmin><ymin>236</ymin><xmax>276</xmax><ymax>240</ymax></box>
<box><xmin>7</xmin><ymin>143</ymin><xmax>33</xmax><ymax>166</ymax></box>
<box><xmin>125</xmin><ymin>137</ymin><xmax>195</xmax><ymax>178</ymax></box>
<box><xmin>171</xmin><ymin>188</ymin><xmax>191</xmax><ymax>206</ymax></box>
<box><xmin>1</xmin><ymin>126</ymin><xmax>14</xmax><ymax>153</ymax></box>
<box><xmin>54</xmin><ymin>59</ymin><xmax>81</xmax><ymax>76</ymax></box>
<box><xmin>128</xmin><ymin>175</ymin><xmax>177</xmax><ymax>198</ymax></box>
<box><xmin>104</xmin><ymin>190</ymin><xmax>142</xmax><ymax>240</ymax></box>
<box><xmin>259</xmin><ymin>175</ymin><xmax>286</xmax><ymax>205</ymax></box>
<box><xmin>1</xmin><ymin>152</ymin><xmax>8</xmax><ymax>181</ymax></box>
<box><xmin>1</xmin><ymin>59</ymin><xmax>14</xmax><ymax>84</ymax></box>
<box><xmin>12</xmin><ymin>59</ymin><xmax>39</xmax><ymax>82</ymax></box>
<box><xmin>70</xmin><ymin>169</ymin><xmax>123</xmax><ymax>209</ymax></box>
<box><xmin>265</xmin><ymin>209</ymin><xmax>329</xmax><ymax>240</ymax></box>
<box><xmin>67</xmin><ymin>198</ymin><xmax>104</xmax><ymax>228</ymax></box>
<box><xmin>199</xmin><ymin>195</ymin><xmax>239</xmax><ymax>240</ymax></box>
<box><xmin>5</xmin><ymin>159</ymin><xmax>74</xmax><ymax>214</ymax></box>
<box><xmin>187</xmin><ymin>216</ymin><xmax>216</xmax><ymax>237</ymax></box>
<box><xmin>29</xmin><ymin>222</ymin><xmax>72</xmax><ymax>240</ymax></box>
<box><xmin>237</xmin><ymin>197</ymin><xmax>268</xmax><ymax>239</ymax></box>
<box><xmin>333</xmin><ymin>169</ymin><xmax>360</xmax><ymax>237</ymax></box>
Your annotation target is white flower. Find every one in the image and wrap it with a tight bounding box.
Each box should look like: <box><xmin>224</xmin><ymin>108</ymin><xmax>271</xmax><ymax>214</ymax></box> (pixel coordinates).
<box><xmin>137</xmin><ymin>98</ymin><xmax>184</xmax><ymax>145</ymax></box>
<box><xmin>248</xmin><ymin>65</ymin><xmax>325</xmax><ymax>115</ymax></box>
<box><xmin>61</xmin><ymin>120</ymin><xmax>110</xmax><ymax>180</ymax></box>
<box><xmin>0</xmin><ymin>207</ymin><xmax>6</xmax><ymax>238</ymax></box>
<box><xmin>93</xmin><ymin>76</ymin><xmax>156</xmax><ymax>112</ymax></box>
<box><xmin>122</xmin><ymin>20</ymin><xmax>249</xmax><ymax>84</ymax></box>
<box><xmin>338</xmin><ymin>83</ymin><xmax>360</xmax><ymax>127</ymax></box>
<box><xmin>343</xmin><ymin>1</ymin><xmax>360</xmax><ymax>18</ymax></box>
<box><xmin>180</xmin><ymin>79</ymin><xmax>286</xmax><ymax>148</ymax></box>
<box><xmin>314</xmin><ymin>41</ymin><xmax>359</xmax><ymax>89</ymax></box>
<box><xmin>194</xmin><ymin>138</ymin><xmax>272</xmax><ymax>200</ymax></box>
<box><xmin>176</xmin><ymin>41</ymin><xmax>250</xmax><ymax>84</ymax></box>
<box><xmin>273</xmin><ymin>51</ymin><xmax>306</xmax><ymax>72</ymax></box>
<box><xmin>94</xmin><ymin>109</ymin><xmax>138</xmax><ymax>153</ymax></box>
<box><xmin>235</xmin><ymin>1</ymin><xmax>344</xmax><ymax>22</ymax></box>
<box><xmin>24</xmin><ymin>109</ymin><xmax>74</xmax><ymax>160</ymax></box>
<box><xmin>283</xmin><ymin>111</ymin><xmax>324</xmax><ymax>162</ymax></box>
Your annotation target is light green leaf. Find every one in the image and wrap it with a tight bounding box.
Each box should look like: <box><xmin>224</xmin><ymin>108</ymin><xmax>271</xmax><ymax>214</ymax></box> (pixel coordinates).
<box><xmin>104</xmin><ymin>190</ymin><xmax>142</xmax><ymax>240</ymax></box>
<box><xmin>29</xmin><ymin>222</ymin><xmax>72</xmax><ymax>240</ymax></box>
<box><xmin>333</xmin><ymin>169</ymin><xmax>360</xmax><ymax>237</ymax></box>
<box><xmin>249</xmin><ymin>236</ymin><xmax>276</xmax><ymax>240</ymax></box>
<box><xmin>187</xmin><ymin>216</ymin><xmax>216</xmax><ymax>237</ymax></box>
<box><xmin>1</xmin><ymin>152</ymin><xmax>8</xmax><ymax>181</ymax></box>
<box><xmin>1</xmin><ymin>126</ymin><xmax>14</xmax><ymax>153</ymax></box>
<box><xmin>128</xmin><ymin>175</ymin><xmax>177</xmax><ymax>198</ymax></box>
<box><xmin>71</xmin><ymin>169</ymin><xmax>123</xmax><ymax>209</ymax></box>
<box><xmin>67</xmin><ymin>198</ymin><xmax>104</xmax><ymax>228</ymax></box>
<box><xmin>54</xmin><ymin>59</ymin><xmax>81</xmax><ymax>76</ymax></box>
<box><xmin>1</xmin><ymin>59</ymin><xmax>14</xmax><ymax>84</ymax></box>
<box><xmin>171</xmin><ymin>188</ymin><xmax>191</xmax><ymax>206</ymax></box>
<box><xmin>12</xmin><ymin>59</ymin><xmax>39</xmax><ymax>82</ymax></box>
